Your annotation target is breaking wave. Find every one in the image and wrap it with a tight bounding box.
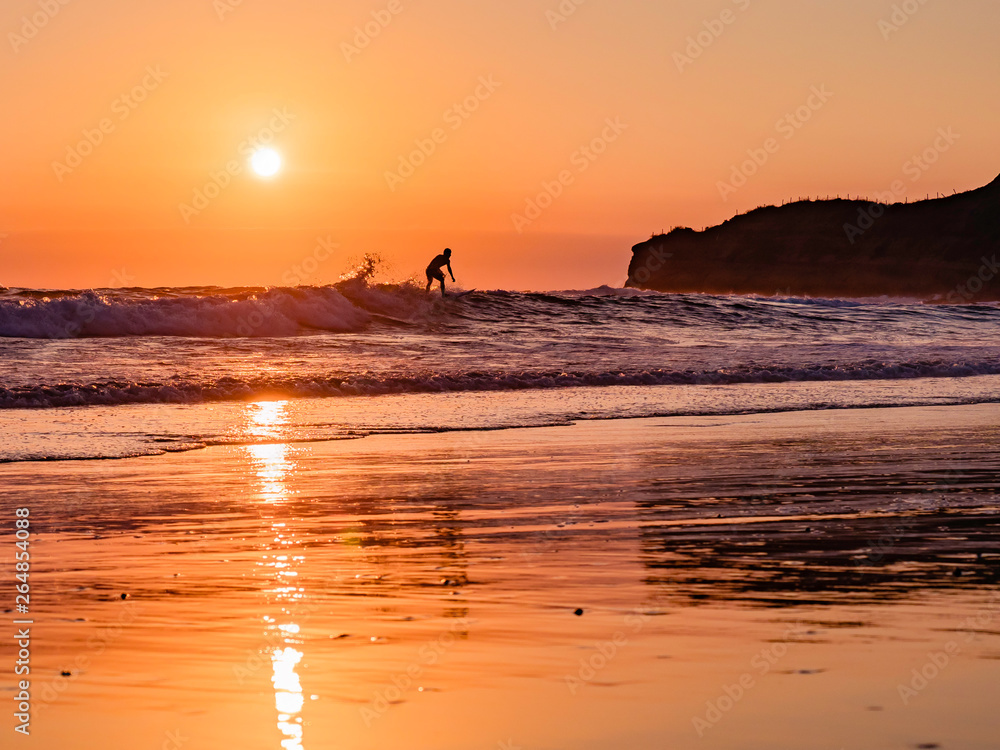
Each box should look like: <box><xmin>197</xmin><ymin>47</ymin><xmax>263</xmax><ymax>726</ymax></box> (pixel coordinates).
<box><xmin>2</xmin><ymin>280</ymin><xmax>998</xmax><ymax>340</ymax></box>
<box><xmin>0</xmin><ymin>285</ymin><xmax>429</xmax><ymax>339</ymax></box>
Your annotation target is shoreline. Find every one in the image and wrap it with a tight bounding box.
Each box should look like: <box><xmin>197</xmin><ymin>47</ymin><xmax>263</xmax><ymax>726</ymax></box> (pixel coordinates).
<box><xmin>4</xmin><ymin>376</ymin><xmax>1000</xmax><ymax>464</ymax></box>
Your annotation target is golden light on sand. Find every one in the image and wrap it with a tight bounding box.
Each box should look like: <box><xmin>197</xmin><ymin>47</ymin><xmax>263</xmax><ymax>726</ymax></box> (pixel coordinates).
<box><xmin>248</xmin><ymin>443</ymin><xmax>292</xmax><ymax>502</ymax></box>
<box><xmin>272</xmin><ymin>646</ymin><xmax>305</xmax><ymax>749</ymax></box>
<box><xmin>242</xmin><ymin>401</ymin><xmax>290</xmax><ymax>468</ymax></box>
<box><xmin>243</xmin><ymin>420</ymin><xmax>309</xmax><ymax>750</ymax></box>
<box><xmin>250</xmin><ymin>147</ymin><xmax>282</xmax><ymax>178</ymax></box>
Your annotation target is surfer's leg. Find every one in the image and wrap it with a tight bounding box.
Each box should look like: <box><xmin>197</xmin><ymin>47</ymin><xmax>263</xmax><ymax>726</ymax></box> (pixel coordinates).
<box><xmin>428</xmin><ymin>269</ymin><xmax>445</xmax><ymax>296</ymax></box>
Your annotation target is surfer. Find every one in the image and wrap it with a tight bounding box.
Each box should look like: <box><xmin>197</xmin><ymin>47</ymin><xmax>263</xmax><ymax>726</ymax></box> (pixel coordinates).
<box><xmin>425</xmin><ymin>248</ymin><xmax>455</xmax><ymax>297</ymax></box>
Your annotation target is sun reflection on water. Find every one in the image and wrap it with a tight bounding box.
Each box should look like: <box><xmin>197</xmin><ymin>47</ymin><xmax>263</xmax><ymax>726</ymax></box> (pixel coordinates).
<box><xmin>243</xmin><ymin>400</ymin><xmax>309</xmax><ymax>750</ymax></box>
<box><xmin>272</xmin><ymin>646</ymin><xmax>305</xmax><ymax>750</ymax></box>
<box><xmin>249</xmin><ymin>400</ymin><xmax>289</xmax><ymax>435</ymax></box>
<box><xmin>249</xmin><ymin>444</ymin><xmax>293</xmax><ymax>502</ymax></box>
<box><xmin>246</xmin><ymin>401</ymin><xmax>293</xmax><ymax>503</ymax></box>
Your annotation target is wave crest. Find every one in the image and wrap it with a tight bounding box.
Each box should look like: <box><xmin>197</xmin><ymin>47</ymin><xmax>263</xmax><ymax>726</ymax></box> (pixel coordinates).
<box><xmin>0</xmin><ymin>287</ymin><xmax>380</xmax><ymax>339</ymax></box>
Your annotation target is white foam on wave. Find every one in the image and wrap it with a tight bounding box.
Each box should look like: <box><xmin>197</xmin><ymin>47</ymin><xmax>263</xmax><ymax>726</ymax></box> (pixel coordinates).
<box><xmin>335</xmin><ymin>278</ymin><xmax>442</xmax><ymax>321</ymax></box>
<box><xmin>0</xmin><ymin>287</ymin><xmax>373</xmax><ymax>339</ymax></box>
<box><xmin>4</xmin><ymin>283</ymin><xmax>998</xmax><ymax>340</ymax></box>
<box><xmin>747</xmin><ymin>293</ymin><xmax>924</xmax><ymax>308</ymax></box>
<box><xmin>552</xmin><ymin>285</ymin><xmax>667</xmax><ymax>298</ymax></box>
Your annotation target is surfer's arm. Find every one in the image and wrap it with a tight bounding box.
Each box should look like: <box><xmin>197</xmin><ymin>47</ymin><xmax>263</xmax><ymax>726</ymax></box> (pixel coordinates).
<box><xmin>447</xmin><ymin>262</ymin><xmax>455</xmax><ymax>281</ymax></box>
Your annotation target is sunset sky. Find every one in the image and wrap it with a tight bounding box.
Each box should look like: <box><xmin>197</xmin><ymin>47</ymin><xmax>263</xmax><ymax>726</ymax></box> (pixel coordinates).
<box><xmin>1</xmin><ymin>0</ymin><xmax>997</xmax><ymax>290</ymax></box>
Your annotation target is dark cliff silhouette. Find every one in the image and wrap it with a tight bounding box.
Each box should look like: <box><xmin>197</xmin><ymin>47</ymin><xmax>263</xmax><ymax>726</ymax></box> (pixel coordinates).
<box><xmin>626</xmin><ymin>174</ymin><xmax>1000</xmax><ymax>301</ymax></box>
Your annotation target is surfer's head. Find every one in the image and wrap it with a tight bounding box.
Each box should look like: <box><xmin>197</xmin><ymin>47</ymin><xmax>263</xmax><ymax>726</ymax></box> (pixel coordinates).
<box><xmin>443</xmin><ymin>248</ymin><xmax>452</xmax><ymax>257</ymax></box>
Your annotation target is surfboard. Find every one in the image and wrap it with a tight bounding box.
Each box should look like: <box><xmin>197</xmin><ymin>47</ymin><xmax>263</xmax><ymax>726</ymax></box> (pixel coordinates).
<box><xmin>450</xmin><ymin>289</ymin><xmax>476</xmax><ymax>299</ymax></box>
<box><xmin>369</xmin><ymin>312</ymin><xmax>415</xmax><ymax>326</ymax></box>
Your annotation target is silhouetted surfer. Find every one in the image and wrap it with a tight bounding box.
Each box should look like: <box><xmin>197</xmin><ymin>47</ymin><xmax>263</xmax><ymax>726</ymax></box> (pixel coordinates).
<box><xmin>425</xmin><ymin>248</ymin><xmax>455</xmax><ymax>297</ymax></box>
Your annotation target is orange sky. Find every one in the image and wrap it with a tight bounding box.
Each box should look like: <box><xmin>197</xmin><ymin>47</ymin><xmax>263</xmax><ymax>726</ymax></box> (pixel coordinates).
<box><xmin>1</xmin><ymin>0</ymin><xmax>997</xmax><ymax>290</ymax></box>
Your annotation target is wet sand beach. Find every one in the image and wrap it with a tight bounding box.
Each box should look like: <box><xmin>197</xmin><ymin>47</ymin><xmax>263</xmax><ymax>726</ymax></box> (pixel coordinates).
<box><xmin>3</xmin><ymin>403</ymin><xmax>1000</xmax><ymax>750</ymax></box>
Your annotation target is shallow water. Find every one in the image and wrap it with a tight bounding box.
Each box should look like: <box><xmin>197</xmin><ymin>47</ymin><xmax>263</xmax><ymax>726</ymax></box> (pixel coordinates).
<box><xmin>3</xmin><ymin>375</ymin><xmax>1000</xmax><ymax>462</ymax></box>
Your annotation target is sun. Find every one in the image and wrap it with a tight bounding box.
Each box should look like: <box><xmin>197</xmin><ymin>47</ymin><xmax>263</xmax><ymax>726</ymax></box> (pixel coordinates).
<box><xmin>250</xmin><ymin>148</ymin><xmax>282</xmax><ymax>178</ymax></box>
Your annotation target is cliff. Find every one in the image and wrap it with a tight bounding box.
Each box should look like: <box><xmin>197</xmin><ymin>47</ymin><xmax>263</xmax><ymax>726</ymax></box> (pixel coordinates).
<box><xmin>626</xmin><ymin>174</ymin><xmax>1000</xmax><ymax>301</ymax></box>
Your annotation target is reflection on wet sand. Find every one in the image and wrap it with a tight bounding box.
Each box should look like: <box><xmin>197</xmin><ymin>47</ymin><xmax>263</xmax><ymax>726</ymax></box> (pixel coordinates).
<box><xmin>15</xmin><ymin>406</ymin><xmax>1000</xmax><ymax>614</ymax></box>
<box><xmin>635</xmin><ymin>434</ymin><xmax>1000</xmax><ymax>605</ymax></box>
<box><xmin>5</xmin><ymin>406</ymin><xmax>1000</xmax><ymax>749</ymax></box>
<box><xmin>272</xmin><ymin>646</ymin><xmax>305</xmax><ymax>750</ymax></box>
<box><xmin>247</xmin><ymin>402</ymin><xmax>307</xmax><ymax>750</ymax></box>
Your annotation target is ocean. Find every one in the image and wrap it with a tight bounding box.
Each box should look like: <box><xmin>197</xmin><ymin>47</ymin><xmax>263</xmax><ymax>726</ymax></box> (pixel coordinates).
<box><xmin>4</xmin><ymin>280</ymin><xmax>1000</xmax><ymax>750</ymax></box>
<box><xmin>2</xmin><ymin>280</ymin><xmax>999</xmax><ymax>463</ymax></box>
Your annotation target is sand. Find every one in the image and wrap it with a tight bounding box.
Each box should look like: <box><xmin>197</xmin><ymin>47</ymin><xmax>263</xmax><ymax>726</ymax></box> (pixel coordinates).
<box><xmin>2</xmin><ymin>404</ymin><xmax>1000</xmax><ymax>749</ymax></box>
